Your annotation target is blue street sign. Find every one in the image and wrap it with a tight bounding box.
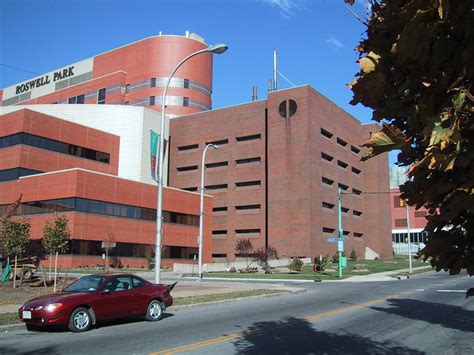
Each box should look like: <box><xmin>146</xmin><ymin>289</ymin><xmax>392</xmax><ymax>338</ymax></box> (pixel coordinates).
<box><xmin>326</xmin><ymin>237</ymin><xmax>349</xmax><ymax>243</ymax></box>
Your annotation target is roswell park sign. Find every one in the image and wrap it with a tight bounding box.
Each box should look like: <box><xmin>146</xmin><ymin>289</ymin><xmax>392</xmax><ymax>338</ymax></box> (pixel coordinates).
<box><xmin>15</xmin><ymin>66</ymin><xmax>76</xmax><ymax>94</ymax></box>
<box><xmin>2</xmin><ymin>58</ymin><xmax>94</xmax><ymax>102</ymax></box>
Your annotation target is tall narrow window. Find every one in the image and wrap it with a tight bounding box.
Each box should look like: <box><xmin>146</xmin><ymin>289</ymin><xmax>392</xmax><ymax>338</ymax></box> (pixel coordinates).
<box><xmin>98</xmin><ymin>88</ymin><xmax>106</xmax><ymax>104</ymax></box>
<box><xmin>149</xmin><ymin>96</ymin><xmax>155</xmax><ymax>106</ymax></box>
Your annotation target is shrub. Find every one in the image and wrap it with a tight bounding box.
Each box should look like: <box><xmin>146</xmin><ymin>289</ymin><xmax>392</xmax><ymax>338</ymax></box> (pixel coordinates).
<box><xmin>332</xmin><ymin>252</ymin><xmax>346</xmax><ymax>264</ymax></box>
<box><xmin>350</xmin><ymin>249</ymin><xmax>358</xmax><ymax>261</ymax></box>
<box><xmin>289</xmin><ymin>257</ymin><xmax>304</xmax><ymax>272</ymax></box>
<box><xmin>314</xmin><ymin>255</ymin><xmax>329</xmax><ymax>272</ymax></box>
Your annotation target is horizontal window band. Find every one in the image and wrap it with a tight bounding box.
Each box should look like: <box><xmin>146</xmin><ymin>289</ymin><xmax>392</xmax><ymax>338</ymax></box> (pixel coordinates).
<box><xmin>0</xmin><ymin>132</ymin><xmax>110</xmax><ymax>164</ymax></box>
<box><xmin>0</xmin><ymin>197</ymin><xmax>199</xmax><ymax>226</ymax></box>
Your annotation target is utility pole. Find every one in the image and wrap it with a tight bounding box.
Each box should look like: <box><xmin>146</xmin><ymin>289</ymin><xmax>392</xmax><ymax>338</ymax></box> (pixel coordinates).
<box><xmin>405</xmin><ymin>203</ymin><xmax>413</xmax><ymax>273</ymax></box>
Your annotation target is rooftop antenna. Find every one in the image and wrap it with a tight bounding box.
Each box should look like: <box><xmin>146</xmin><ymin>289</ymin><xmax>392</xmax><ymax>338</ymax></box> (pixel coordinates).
<box><xmin>252</xmin><ymin>85</ymin><xmax>258</xmax><ymax>101</ymax></box>
<box><xmin>273</xmin><ymin>48</ymin><xmax>277</xmax><ymax>91</ymax></box>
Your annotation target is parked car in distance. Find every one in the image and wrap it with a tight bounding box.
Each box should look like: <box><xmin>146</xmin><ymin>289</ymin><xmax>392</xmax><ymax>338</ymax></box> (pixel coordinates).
<box><xmin>18</xmin><ymin>273</ymin><xmax>176</xmax><ymax>332</ymax></box>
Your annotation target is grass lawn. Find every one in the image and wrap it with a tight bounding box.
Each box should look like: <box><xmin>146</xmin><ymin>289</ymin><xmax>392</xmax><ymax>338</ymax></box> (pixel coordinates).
<box><xmin>0</xmin><ymin>312</ymin><xmax>20</xmax><ymax>326</ymax></box>
<box><xmin>173</xmin><ymin>289</ymin><xmax>284</xmax><ymax>306</ymax></box>
<box><xmin>199</xmin><ymin>256</ymin><xmax>431</xmax><ymax>281</ymax></box>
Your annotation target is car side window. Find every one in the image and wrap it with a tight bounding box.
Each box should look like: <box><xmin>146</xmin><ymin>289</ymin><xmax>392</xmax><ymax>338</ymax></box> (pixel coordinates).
<box><xmin>132</xmin><ymin>277</ymin><xmax>145</xmax><ymax>288</ymax></box>
<box><xmin>105</xmin><ymin>276</ymin><xmax>132</xmax><ymax>292</ymax></box>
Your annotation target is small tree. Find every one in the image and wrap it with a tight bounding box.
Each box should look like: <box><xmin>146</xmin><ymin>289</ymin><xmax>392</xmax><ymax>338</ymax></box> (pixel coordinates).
<box><xmin>42</xmin><ymin>215</ymin><xmax>71</xmax><ymax>292</ymax></box>
<box><xmin>3</xmin><ymin>218</ymin><xmax>30</xmax><ymax>288</ymax></box>
<box><xmin>102</xmin><ymin>231</ymin><xmax>116</xmax><ymax>271</ymax></box>
<box><xmin>235</xmin><ymin>238</ymin><xmax>254</xmax><ymax>269</ymax></box>
<box><xmin>254</xmin><ymin>246</ymin><xmax>278</xmax><ymax>271</ymax></box>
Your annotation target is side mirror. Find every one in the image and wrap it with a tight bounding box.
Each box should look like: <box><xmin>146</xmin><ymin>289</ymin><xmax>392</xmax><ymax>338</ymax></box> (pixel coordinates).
<box><xmin>100</xmin><ymin>289</ymin><xmax>111</xmax><ymax>294</ymax></box>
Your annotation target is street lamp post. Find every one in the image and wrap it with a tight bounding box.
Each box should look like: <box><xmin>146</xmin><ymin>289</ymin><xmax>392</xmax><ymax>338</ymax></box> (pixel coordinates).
<box><xmin>198</xmin><ymin>144</ymin><xmax>218</xmax><ymax>280</ymax></box>
<box><xmin>154</xmin><ymin>43</ymin><xmax>228</xmax><ymax>284</ymax></box>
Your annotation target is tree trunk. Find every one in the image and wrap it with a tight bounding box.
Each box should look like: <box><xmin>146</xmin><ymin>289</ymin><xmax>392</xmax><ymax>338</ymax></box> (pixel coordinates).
<box><xmin>53</xmin><ymin>251</ymin><xmax>58</xmax><ymax>293</ymax></box>
<box><xmin>13</xmin><ymin>254</ymin><xmax>17</xmax><ymax>288</ymax></box>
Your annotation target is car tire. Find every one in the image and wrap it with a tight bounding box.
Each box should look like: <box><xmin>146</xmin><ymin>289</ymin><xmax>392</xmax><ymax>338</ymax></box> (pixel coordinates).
<box><xmin>68</xmin><ymin>307</ymin><xmax>92</xmax><ymax>332</ymax></box>
<box><xmin>22</xmin><ymin>267</ymin><xmax>33</xmax><ymax>280</ymax></box>
<box><xmin>26</xmin><ymin>324</ymin><xmax>38</xmax><ymax>331</ymax></box>
<box><xmin>146</xmin><ymin>300</ymin><xmax>163</xmax><ymax>321</ymax></box>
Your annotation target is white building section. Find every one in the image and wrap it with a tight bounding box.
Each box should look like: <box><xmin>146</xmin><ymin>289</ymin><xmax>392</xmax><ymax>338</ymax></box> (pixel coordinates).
<box><xmin>0</xmin><ymin>105</ymin><xmax>169</xmax><ymax>185</ymax></box>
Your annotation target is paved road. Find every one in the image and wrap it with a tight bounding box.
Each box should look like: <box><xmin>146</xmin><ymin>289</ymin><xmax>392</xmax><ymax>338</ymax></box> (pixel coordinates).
<box><xmin>1</xmin><ymin>272</ymin><xmax>472</xmax><ymax>354</ymax></box>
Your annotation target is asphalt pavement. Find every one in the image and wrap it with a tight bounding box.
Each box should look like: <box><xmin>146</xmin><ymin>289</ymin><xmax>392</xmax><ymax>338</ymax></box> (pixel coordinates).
<box><xmin>0</xmin><ymin>271</ymin><xmax>472</xmax><ymax>354</ymax></box>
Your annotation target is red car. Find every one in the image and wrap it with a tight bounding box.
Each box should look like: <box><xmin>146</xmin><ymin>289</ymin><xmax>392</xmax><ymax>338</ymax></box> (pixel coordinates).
<box><xmin>18</xmin><ymin>273</ymin><xmax>175</xmax><ymax>332</ymax></box>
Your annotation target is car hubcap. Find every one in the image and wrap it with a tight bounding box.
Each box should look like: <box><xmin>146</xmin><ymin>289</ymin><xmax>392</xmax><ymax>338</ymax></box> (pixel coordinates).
<box><xmin>74</xmin><ymin>311</ymin><xmax>89</xmax><ymax>329</ymax></box>
<box><xmin>150</xmin><ymin>303</ymin><xmax>162</xmax><ymax>318</ymax></box>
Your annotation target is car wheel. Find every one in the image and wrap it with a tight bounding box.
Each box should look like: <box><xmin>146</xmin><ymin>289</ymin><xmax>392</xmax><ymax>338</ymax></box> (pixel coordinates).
<box><xmin>22</xmin><ymin>267</ymin><xmax>33</xmax><ymax>280</ymax></box>
<box><xmin>146</xmin><ymin>300</ymin><xmax>163</xmax><ymax>321</ymax></box>
<box><xmin>26</xmin><ymin>324</ymin><xmax>38</xmax><ymax>331</ymax></box>
<box><xmin>68</xmin><ymin>307</ymin><xmax>92</xmax><ymax>332</ymax></box>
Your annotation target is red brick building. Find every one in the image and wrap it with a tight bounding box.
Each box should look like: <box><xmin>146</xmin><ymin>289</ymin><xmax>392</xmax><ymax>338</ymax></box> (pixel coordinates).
<box><xmin>1</xmin><ymin>33</ymin><xmax>393</xmax><ymax>266</ymax></box>
<box><xmin>170</xmin><ymin>86</ymin><xmax>392</xmax><ymax>261</ymax></box>
<box><xmin>0</xmin><ymin>108</ymin><xmax>212</xmax><ymax>268</ymax></box>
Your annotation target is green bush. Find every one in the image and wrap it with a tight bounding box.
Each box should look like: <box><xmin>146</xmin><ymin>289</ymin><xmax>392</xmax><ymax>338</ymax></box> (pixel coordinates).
<box><xmin>314</xmin><ymin>255</ymin><xmax>329</xmax><ymax>272</ymax></box>
<box><xmin>350</xmin><ymin>249</ymin><xmax>358</xmax><ymax>261</ymax></box>
<box><xmin>289</xmin><ymin>258</ymin><xmax>304</xmax><ymax>272</ymax></box>
<box><xmin>332</xmin><ymin>252</ymin><xmax>346</xmax><ymax>264</ymax></box>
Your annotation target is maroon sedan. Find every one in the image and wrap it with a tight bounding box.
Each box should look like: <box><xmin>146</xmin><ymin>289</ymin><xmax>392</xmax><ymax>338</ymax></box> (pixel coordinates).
<box><xmin>18</xmin><ymin>273</ymin><xmax>175</xmax><ymax>332</ymax></box>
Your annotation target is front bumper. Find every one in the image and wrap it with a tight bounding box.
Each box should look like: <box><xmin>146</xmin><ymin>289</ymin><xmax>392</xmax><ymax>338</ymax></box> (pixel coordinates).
<box><xmin>18</xmin><ymin>309</ymin><xmax>65</xmax><ymax>326</ymax></box>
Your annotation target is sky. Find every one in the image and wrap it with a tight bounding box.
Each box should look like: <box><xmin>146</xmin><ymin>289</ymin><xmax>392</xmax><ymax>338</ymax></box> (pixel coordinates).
<box><xmin>1</xmin><ymin>0</ymin><xmax>378</xmax><ymax>132</ymax></box>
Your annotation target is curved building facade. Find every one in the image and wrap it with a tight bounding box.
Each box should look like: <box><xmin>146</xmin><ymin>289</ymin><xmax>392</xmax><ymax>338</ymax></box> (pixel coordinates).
<box><xmin>1</xmin><ymin>32</ymin><xmax>214</xmax><ymax>118</ymax></box>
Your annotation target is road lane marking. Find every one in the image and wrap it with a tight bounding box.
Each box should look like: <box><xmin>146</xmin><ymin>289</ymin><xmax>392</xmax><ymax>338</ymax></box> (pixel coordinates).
<box><xmin>151</xmin><ymin>293</ymin><xmax>412</xmax><ymax>355</ymax></box>
<box><xmin>436</xmin><ymin>290</ymin><xmax>466</xmax><ymax>293</ymax></box>
<box><xmin>416</xmin><ymin>289</ymin><xmax>425</xmax><ymax>292</ymax></box>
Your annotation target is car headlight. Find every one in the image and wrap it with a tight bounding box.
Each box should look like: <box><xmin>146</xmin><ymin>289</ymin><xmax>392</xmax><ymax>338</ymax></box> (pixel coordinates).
<box><xmin>45</xmin><ymin>303</ymin><xmax>63</xmax><ymax>312</ymax></box>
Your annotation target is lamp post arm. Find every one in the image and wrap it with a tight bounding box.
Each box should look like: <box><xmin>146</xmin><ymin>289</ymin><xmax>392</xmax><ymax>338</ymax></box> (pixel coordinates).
<box><xmin>155</xmin><ymin>47</ymin><xmax>211</xmax><ymax>284</ymax></box>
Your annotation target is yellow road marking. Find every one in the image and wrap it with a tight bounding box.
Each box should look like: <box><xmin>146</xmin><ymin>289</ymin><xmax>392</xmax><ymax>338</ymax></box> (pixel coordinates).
<box><xmin>152</xmin><ymin>293</ymin><xmax>411</xmax><ymax>355</ymax></box>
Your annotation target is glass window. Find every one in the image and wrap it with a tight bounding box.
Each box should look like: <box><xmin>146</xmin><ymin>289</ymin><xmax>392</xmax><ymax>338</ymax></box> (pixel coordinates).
<box><xmin>183</xmin><ymin>79</ymin><xmax>190</xmax><ymax>89</ymax></box>
<box><xmin>105</xmin><ymin>276</ymin><xmax>132</xmax><ymax>292</ymax></box>
<box><xmin>183</xmin><ymin>97</ymin><xmax>189</xmax><ymax>107</ymax></box>
<box><xmin>150</xmin><ymin>96</ymin><xmax>155</xmax><ymax>106</ymax></box>
<box><xmin>97</xmin><ymin>88</ymin><xmax>106</xmax><ymax>104</ymax></box>
<box><xmin>132</xmin><ymin>277</ymin><xmax>146</xmax><ymax>288</ymax></box>
<box><xmin>76</xmin><ymin>94</ymin><xmax>85</xmax><ymax>104</ymax></box>
<box><xmin>68</xmin><ymin>96</ymin><xmax>76</xmax><ymax>104</ymax></box>
<box><xmin>151</xmin><ymin>78</ymin><xmax>156</xmax><ymax>88</ymax></box>
<box><xmin>63</xmin><ymin>275</ymin><xmax>105</xmax><ymax>293</ymax></box>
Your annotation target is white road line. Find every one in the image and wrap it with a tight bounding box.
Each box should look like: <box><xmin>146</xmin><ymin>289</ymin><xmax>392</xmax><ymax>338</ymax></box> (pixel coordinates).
<box><xmin>416</xmin><ymin>289</ymin><xmax>425</xmax><ymax>292</ymax></box>
<box><xmin>436</xmin><ymin>289</ymin><xmax>466</xmax><ymax>293</ymax></box>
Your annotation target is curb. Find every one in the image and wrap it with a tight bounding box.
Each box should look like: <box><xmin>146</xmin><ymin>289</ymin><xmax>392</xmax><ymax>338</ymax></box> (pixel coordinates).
<box><xmin>182</xmin><ymin>277</ymin><xmax>320</xmax><ymax>283</ymax></box>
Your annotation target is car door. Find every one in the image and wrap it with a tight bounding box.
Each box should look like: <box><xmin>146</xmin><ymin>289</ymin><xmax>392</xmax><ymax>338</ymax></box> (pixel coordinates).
<box><xmin>94</xmin><ymin>276</ymin><xmax>135</xmax><ymax>320</ymax></box>
<box><xmin>130</xmin><ymin>276</ymin><xmax>151</xmax><ymax>315</ymax></box>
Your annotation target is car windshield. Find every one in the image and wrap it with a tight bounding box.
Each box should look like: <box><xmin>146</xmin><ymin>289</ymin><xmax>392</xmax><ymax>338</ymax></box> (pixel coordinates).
<box><xmin>62</xmin><ymin>275</ymin><xmax>106</xmax><ymax>293</ymax></box>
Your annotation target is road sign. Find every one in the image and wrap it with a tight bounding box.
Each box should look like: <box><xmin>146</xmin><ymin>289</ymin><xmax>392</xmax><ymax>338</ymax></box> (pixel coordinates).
<box><xmin>326</xmin><ymin>237</ymin><xmax>349</xmax><ymax>243</ymax></box>
<box><xmin>338</xmin><ymin>241</ymin><xmax>344</xmax><ymax>252</ymax></box>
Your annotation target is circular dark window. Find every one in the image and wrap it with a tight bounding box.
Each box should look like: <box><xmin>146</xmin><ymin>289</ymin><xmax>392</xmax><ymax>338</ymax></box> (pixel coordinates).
<box><xmin>278</xmin><ymin>99</ymin><xmax>297</xmax><ymax>118</ymax></box>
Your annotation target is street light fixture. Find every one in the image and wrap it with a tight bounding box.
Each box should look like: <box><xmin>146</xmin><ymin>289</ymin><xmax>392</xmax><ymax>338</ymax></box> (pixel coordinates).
<box><xmin>198</xmin><ymin>143</ymin><xmax>219</xmax><ymax>280</ymax></box>
<box><xmin>154</xmin><ymin>43</ymin><xmax>228</xmax><ymax>284</ymax></box>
